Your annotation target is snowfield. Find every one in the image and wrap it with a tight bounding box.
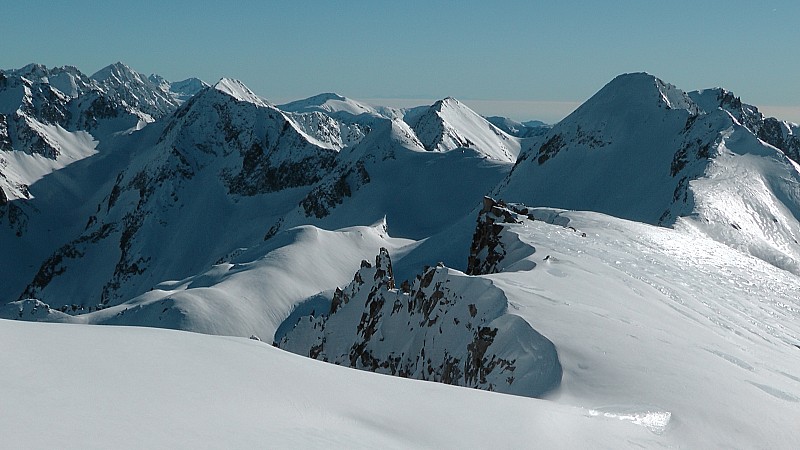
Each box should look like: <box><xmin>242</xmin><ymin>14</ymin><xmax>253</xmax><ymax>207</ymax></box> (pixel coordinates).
<box><xmin>487</xmin><ymin>208</ymin><xmax>800</xmax><ymax>447</ymax></box>
<box><xmin>2</xmin><ymin>320</ymin><xmax>656</xmax><ymax>450</ymax></box>
<box><xmin>3</xmin><ymin>64</ymin><xmax>800</xmax><ymax>448</ymax></box>
<box><xmin>5</xmin><ymin>207</ymin><xmax>798</xmax><ymax>448</ymax></box>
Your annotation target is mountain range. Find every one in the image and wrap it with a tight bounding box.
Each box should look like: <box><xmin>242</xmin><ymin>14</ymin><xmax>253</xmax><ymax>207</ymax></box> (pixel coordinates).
<box><xmin>2</xmin><ymin>62</ymin><xmax>799</xmax><ymax>448</ymax></box>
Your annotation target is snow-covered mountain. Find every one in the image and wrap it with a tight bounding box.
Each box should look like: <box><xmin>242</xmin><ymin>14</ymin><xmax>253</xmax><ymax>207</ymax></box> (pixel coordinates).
<box><xmin>12</xmin><ymin>77</ymin><xmax>343</xmax><ymax>308</ymax></box>
<box><xmin>496</xmin><ymin>72</ymin><xmax>800</xmax><ymax>274</ymax></box>
<box><xmin>280</xmin><ymin>92</ymin><xmax>379</xmax><ymax>118</ymax></box>
<box><xmin>6</xmin><ymin>74</ymin><xmax>512</xmax><ymax>313</ymax></box>
<box><xmin>0</xmin><ymin>63</ymin><xmax>205</xmax><ymax>203</ymax></box>
<box><xmin>148</xmin><ymin>73</ymin><xmax>209</xmax><ymax>102</ymax></box>
<box><xmin>2</xmin><ymin>63</ymin><xmax>800</xmax><ymax>448</ymax></box>
<box><xmin>90</xmin><ymin>62</ymin><xmax>182</xmax><ymax>120</ymax></box>
<box><xmin>404</xmin><ymin>97</ymin><xmax>522</xmax><ymax>162</ymax></box>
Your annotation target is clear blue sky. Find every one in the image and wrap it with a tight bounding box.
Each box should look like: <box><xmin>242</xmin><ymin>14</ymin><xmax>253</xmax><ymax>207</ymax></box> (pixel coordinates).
<box><xmin>2</xmin><ymin>0</ymin><xmax>798</xmax><ymax>123</ymax></box>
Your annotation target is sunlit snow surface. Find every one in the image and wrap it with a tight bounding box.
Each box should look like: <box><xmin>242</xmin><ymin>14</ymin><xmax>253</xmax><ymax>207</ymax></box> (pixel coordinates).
<box><xmin>3</xmin><ymin>69</ymin><xmax>800</xmax><ymax>448</ymax></box>
<box><xmin>587</xmin><ymin>409</ymin><xmax>672</xmax><ymax>435</ymax></box>
<box><xmin>484</xmin><ymin>209</ymin><xmax>800</xmax><ymax>447</ymax></box>
<box><xmin>1</xmin><ymin>320</ymin><xmax>658</xmax><ymax>449</ymax></box>
<box><xmin>5</xmin><ymin>207</ymin><xmax>799</xmax><ymax>448</ymax></box>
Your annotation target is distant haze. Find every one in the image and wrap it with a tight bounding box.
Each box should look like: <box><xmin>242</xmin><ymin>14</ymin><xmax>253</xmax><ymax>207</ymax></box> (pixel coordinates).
<box><xmin>2</xmin><ymin>1</ymin><xmax>798</xmax><ymax>124</ymax></box>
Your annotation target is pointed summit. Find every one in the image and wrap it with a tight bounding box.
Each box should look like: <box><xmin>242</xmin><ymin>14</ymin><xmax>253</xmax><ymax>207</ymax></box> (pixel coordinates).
<box><xmin>406</xmin><ymin>96</ymin><xmax>520</xmax><ymax>162</ymax></box>
<box><xmin>497</xmin><ymin>72</ymin><xmax>710</xmax><ymax>226</ymax></box>
<box><xmin>212</xmin><ymin>78</ymin><xmax>270</xmax><ymax>107</ymax></box>
<box><xmin>89</xmin><ymin>62</ymin><xmax>181</xmax><ymax>119</ymax></box>
<box><xmin>566</xmin><ymin>72</ymin><xmax>698</xmax><ymax>123</ymax></box>
<box><xmin>91</xmin><ymin>62</ymin><xmax>144</xmax><ymax>84</ymax></box>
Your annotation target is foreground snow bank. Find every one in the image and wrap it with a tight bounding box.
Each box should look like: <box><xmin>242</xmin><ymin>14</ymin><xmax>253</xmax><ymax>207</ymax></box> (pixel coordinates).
<box><xmin>0</xmin><ymin>319</ymin><xmax>655</xmax><ymax>449</ymax></box>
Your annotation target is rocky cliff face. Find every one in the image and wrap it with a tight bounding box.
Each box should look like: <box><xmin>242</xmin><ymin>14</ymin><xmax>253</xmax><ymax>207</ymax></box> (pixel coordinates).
<box><xmin>689</xmin><ymin>88</ymin><xmax>800</xmax><ymax>164</ymax></box>
<box><xmin>467</xmin><ymin>197</ymin><xmax>532</xmax><ymax>275</ymax></box>
<box><xmin>277</xmin><ymin>247</ymin><xmax>562</xmax><ymax>398</ymax></box>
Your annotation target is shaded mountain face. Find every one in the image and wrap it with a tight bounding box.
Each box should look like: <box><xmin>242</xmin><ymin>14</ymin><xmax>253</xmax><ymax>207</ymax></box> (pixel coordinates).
<box><xmin>0</xmin><ymin>63</ymin><xmax>201</xmax><ymax>243</ymax></box>
<box><xmin>14</xmin><ymin>79</ymin><xmax>342</xmax><ymax>308</ymax></box>
<box><xmin>7</xmin><ymin>75</ymin><xmax>513</xmax><ymax>311</ymax></box>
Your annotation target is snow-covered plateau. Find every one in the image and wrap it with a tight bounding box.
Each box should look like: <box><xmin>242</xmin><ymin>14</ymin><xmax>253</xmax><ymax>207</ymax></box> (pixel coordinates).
<box><xmin>1</xmin><ymin>63</ymin><xmax>799</xmax><ymax>448</ymax></box>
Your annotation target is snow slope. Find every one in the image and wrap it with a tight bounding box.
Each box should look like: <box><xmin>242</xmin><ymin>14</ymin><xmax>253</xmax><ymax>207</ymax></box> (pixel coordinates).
<box><xmin>483</xmin><ymin>206</ymin><xmax>800</xmax><ymax>448</ymax></box>
<box><xmin>7</xmin><ymin>200</ymin><xmax>798</xmax><ymax>447</ymax></box>
<box><xmin>268</xmin><ymin>199</ymin><xmax>800</xmax><ymax>448</ymax></box>
<box><xmin>0</xmin><ymin>122</ymin><xmax>98</xmax><ymax>201</ymax></box>
<box><xmin>1</xmin><ymin>319</ymin><xmax>659</xmax><ymax>449</ymax></box>
<box><xmin>77</xmin><ymin>221</ymin><xmax>414</xmax><ymax>339</ymax></box>
<box><xmin>497</xmin><ymin>72</ymin><xmax>800</xmax><ymax>275</ymax></box>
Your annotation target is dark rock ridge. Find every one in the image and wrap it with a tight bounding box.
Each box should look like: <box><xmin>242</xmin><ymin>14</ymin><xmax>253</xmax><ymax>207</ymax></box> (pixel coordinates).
<box><xmin>466</xmin><ymin>197</ymin><xmax>588</xmax><ymax>275</ymax></box>
<box><xmin>467</xmin><ymin>197</ymin><xmax>536</xmax><ymax>275</ymax></box>
<box><xmin>689</xmin><ymin>88</ymin><xmax>800</xmax><ymax>164</ymax></box>
<box><xmin>277</xmin><ymin>248</ymin><xmax>562</xmax><ymax>398</ymax></box>
<box><xmin>300</xmin><ymin>160</ymin><xmax>371</xmax><ymax>219</ymax></box>
<box><xmin>0</xmin><ymin>298</ymin><xmax>72</xmax><ymax>321</ymax></box>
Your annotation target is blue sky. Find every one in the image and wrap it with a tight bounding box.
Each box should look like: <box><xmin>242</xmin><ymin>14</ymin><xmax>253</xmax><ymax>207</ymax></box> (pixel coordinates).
<box><xmin>2</xmin><ymin>0</ymin><xmax>798</xmax><ymax>123</ymax></box>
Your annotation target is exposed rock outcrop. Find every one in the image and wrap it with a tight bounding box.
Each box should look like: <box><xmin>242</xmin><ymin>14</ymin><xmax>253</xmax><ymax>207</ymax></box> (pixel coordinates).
<box><xmin>467</xmin><ymin>197</ymin><xmax>532</xmax><ymax>275</ymax></box>
<box><xmin>277</xmin><ymin>247</ymin><xmax>562</xmax><ymax>398</ymax></box>
<box><xmin>300</xmin><ymin>161</ymin><xmax>370</xmax><ymax>219</ymax></box>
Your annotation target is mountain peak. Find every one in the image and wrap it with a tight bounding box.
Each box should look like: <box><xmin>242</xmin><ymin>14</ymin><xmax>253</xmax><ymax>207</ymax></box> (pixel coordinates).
<box><xmin>91</xmin><ymin>62</ymin><xmax>140</xmax><ymax>82</ymax></box>
<box><xmin>310</xmin><ymin>92</ymin><xmax>347</xmax><ymax>102</ymax></box>
<box><xmin>406</xmin><ymin>96</ymin><xmax>520</xmax><ymax>162</ymax></box>
<box><xmin>16</xmin><ymin>63</ymin><xmax>50</xmax><ymax>78</ymax></box>
<box><xmin>434</xmin><ymin>96</ymin><xmax>461</xmax><ymax>109</ymax></box>
<box><xmin>610</xmin><ymin>72</ymin><xmax>696</xmax><ymax>111</ymax></box>
<box><xmin>279</xmin><ymin>92</ymin><xmax>376</xmax><ymax>116</ymax></box>
<box><xmin>563</xmin><ymin>72</ymin><xmax>698</xmax><ymax>125</ymax></box>
<box><xmin>212</xmin><ymin>78</ymin><xmax>269</xmax><ymax>107</ymax></box>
